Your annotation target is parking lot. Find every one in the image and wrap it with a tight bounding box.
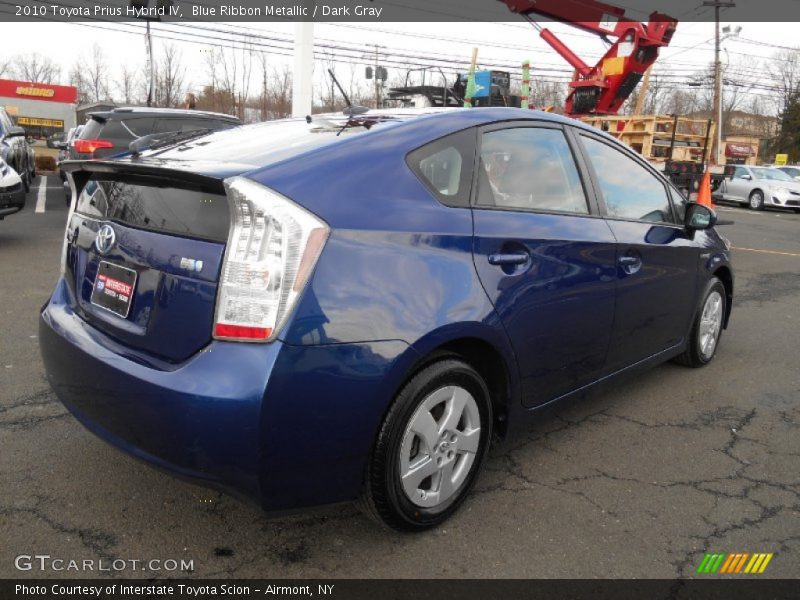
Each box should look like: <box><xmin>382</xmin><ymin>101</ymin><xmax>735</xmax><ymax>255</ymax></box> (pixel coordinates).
<box><xmin>1</xmin><ymin>176</ymin><xmax>798</xmax><ymax>579</ymax></box>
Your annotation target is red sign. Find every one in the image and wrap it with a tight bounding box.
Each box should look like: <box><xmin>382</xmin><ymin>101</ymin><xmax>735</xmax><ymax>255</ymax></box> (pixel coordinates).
<box><xmin>725</xmin><ymin>143</ymin><xmax>755</xmax><ymax>158</ymax></box>
<box><xmin>0</xmin><ymin>78</ymin><xmax>78</xmax><ymax>104</ymax></box>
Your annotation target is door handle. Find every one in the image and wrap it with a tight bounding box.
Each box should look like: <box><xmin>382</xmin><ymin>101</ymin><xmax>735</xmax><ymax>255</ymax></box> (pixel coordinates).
<box><xmin>488</xmin><ymin>252</ymin><xmax>529</xmax><ymax>266</ymax></box>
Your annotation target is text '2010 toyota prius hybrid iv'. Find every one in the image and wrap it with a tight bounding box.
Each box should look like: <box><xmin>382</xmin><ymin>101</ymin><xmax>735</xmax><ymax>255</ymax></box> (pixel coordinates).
<box><xmin>41</xmin><ymin>108</ymin><xmax>733</xmax><ymax>531</ymax></box>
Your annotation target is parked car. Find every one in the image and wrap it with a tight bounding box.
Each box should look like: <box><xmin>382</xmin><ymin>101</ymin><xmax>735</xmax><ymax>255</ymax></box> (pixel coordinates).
<box><xmin>776</xmin><ymin>165</ymin><xmax>800</xmax><ymax>181</ymax></box>
<box><xmin>57</xmin><ymin>125</ymin><xmax>83</xmax><ymax>181</ymax></box>
<box><xmin>47</xmin><ymin>131</ymin><xmax>67</xmax><ymax>149</ymax></box>
<box><xmin>0</xmin><ymin>107</ymin><xmax>34</xmax><ymax>192</ymax></box>
<box><xmin>42</xmin><ymin>108</ymin><xmax>733</xmax><ymax>531</ymax></box>
<box><xmin>65</xmin><ymin>107</ymin><xmax>241</xmax><ymax>161</ymax></box>
<box><xmin>60</xmin><ymin>108</ymin><xmax>241</xmax><ymax>202</ymax></box>
<box><xmin>715</xmin><ymin>165</ymin><xmax>800</xmax><ymax>212</ymax></box>
<box><xmin>0</xmin><ymin>156</ymin><xmax>26</xmax><ymax>220</ymax></box>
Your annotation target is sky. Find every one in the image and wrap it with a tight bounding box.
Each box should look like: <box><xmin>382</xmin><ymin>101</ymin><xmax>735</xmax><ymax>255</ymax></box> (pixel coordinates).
<box><xmin>1</xmin><ymin>19</ymin><xmax>797</xmax><ymax>114</ymax></box>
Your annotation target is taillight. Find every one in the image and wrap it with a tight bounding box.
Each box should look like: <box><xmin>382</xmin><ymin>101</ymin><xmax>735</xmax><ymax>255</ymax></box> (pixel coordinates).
<box><xmin>213</xmin><ymin>177</ymin><xmax>329</xmax><ymax>342</ymax></box>
<box><xmin>73</xmin><ymin>139</ymin><xmax>113</xmax><ymax>154</ymax></box>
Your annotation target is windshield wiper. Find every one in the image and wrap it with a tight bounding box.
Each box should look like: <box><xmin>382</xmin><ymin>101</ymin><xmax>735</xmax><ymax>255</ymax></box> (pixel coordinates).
<box><xmin>129</xmin><ymin>128</ymin><xmax>214</xmax><ymax>157</ymax></box>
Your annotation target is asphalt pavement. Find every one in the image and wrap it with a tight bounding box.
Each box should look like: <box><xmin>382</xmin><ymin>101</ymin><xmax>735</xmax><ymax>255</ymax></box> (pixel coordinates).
<box><xmin>1</xmin><ymin>177</ymin><xmax>798</xmax><ymax>579</ymax></box>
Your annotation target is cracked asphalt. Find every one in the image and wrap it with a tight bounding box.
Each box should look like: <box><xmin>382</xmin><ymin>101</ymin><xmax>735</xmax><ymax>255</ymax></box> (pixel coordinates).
<box><xmin>1</xmin><ymin>178</ymin><xmax>798</xmax><ymax>579</ymax></box>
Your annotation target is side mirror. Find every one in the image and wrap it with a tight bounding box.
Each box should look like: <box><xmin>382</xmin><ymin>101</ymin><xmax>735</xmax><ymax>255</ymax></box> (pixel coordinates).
<box><xmin>6</xmin><ymin>126</ymin><xmax>26</xmax><ymax>138</ymax></box>
<box><xmin>740</xmin><ymin>174</ymin><xmax>752</xmax><ymax>180</ymax></box>
<box><xmin>54</xmin><ymin>141</ymin><xmax>67</xmax><ymax>150</ymax></box>
<box><xmin>685</xmin><ymin>202</ymin><xmax>717</xmax><ymax>232</ymax></box>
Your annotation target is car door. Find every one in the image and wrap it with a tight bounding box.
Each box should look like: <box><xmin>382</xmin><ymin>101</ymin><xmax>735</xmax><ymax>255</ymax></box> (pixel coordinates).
<box><xmin>575</xmin><ymin>131</ymin><xmax>699</xmax><ymax>372</ymax></box>
<box><xmin>722</xmin><ymin>166</ymin><xmax>752</xmax><ymax>203</ymax></box>
<box><xmin>471</xmin><ymin>123</ymin><xmax>618</xmax><ymax>408</ymax></box>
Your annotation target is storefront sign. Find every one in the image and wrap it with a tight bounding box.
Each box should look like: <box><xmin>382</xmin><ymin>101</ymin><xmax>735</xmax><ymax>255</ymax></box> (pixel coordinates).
<box><xmin>17</xmin><ymin>116</ymin><xmax>64</xmax><ymax>128</ymax></box>
<box><xmin>0</xmin><ymin>79</ymin><xmax>78</xmax><ymax>104</ymax></box>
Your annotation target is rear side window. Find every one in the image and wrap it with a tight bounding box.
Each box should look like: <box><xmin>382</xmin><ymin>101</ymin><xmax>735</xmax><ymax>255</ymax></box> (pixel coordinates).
<box><xmin>76</xmin><ymin>177</ymin><xmax>229</xmax><ymax>242</ymax></box>
<box><xmin>477</xmin><ymin>127</ymin><xmax>589</xmax><ymax>214</ymax></box>
<box><xmin>407</xmin><ymin>128</ymin><xmax>475</xmax><ymax>208</ymax></box>
<box><xmin>581</xmin><ymin>135</ymin><xmax>674</xmax><ymax>224</ymax></box>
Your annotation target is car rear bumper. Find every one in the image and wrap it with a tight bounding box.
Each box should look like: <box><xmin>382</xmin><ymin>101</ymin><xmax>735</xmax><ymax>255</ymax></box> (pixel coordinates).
<box><xmin>40</xmin><ymin>277</ymin><xmax>416</xmax><ymax>512</ymax></box>
<box><xmin>40</xmin><ymin>277</ymin><xmax>276</xmax><ymax>504</ymax></box>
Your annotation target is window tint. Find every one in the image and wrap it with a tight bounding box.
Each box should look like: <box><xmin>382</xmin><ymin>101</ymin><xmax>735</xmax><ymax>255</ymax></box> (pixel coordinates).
<box><xmin>581</xmin><ymin>135</ymin><xmax>673</xmax><ymax>223</ymax></box>
<box><xmin>407</xmin><ymin>128</ymin><xmax>475</xmax><ymax>208</ymax></box>
<box><xmin>119</xmin><ymin>118</ymin><xmax>156</xmax><ymax>137</ymax></box>
<box><xmin>75</xmin><ymin>177</ymin><xmax>229</xmax><ymax>242</ymax></box>
<box><xmin>476</xmin><ymin>127</ymin><xmax>588</xmax><ymax>214</ymax></box>
<box><xmin>155</xmin><ymin>118</ymin><xmax>228</xmax><ymax>134</ymax></box>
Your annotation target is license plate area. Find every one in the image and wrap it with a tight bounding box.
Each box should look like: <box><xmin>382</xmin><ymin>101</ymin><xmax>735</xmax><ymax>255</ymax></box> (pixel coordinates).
<box><xmin>90</xmin><ymin>261</ymin><xmax>138</xmax><ymax>318</ymax></box>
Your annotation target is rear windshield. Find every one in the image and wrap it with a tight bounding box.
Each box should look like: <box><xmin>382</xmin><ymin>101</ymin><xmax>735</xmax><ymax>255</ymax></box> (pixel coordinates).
<box><xmin>75</xmin><ymin>176</ymin><xmax>229</xmax><ymax>242</ymax></box>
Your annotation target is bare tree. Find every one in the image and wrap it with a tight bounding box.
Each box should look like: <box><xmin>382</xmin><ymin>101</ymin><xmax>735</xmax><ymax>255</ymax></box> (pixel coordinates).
<box><xmin>153</xmin><ymin>44</ymin><xmax>186</xmax><ymax>108</ymax></box>
<box><xmin>13</xmin><ymin>53</ymin><xmax>61</xmax><ymax>83</ymax></box>
<box><xmin>85</xmin><ymin>44</ymin><xmax>110</xmax><ymax>102</ymax></box>
<box><xmin>765</xmin><ymin>48</ymin><xmax>800</xmax><ymax>117</ymax></box>
<box><xmin>116</xmin><ymin>65</ymin><xmax>139</xmax><ymax>105</ymax></box>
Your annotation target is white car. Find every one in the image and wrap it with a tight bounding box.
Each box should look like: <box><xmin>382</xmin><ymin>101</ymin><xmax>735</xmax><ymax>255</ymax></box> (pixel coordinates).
<box><xmin>0</xmin><ymin>156</ymin><xmax>26</xmax><ymax>220</ymax></box>
<box><xmin>716</xmin><ymin>165</ymin><xmax>800</xmax><ymax>212</ymax></box>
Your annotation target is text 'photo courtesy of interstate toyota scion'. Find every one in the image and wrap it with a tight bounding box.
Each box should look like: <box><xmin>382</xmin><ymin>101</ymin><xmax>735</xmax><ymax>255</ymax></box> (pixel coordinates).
<box><xmin>41</xmin><ymin>107</ymin><xmax>733</xmax><ymax>531</ymax></box>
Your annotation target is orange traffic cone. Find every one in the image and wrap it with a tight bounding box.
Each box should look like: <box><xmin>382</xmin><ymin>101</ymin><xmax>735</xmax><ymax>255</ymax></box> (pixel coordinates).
<box><xmin>696</xmin><ymin>170</ymin><xmax>714</xmax><ymax>208</ymax></box>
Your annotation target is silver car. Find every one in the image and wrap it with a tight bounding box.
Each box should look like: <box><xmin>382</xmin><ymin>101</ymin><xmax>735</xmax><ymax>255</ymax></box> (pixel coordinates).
<box><xmin>716</xmin><ymin>165</ymin><xmax>800</xmax><ymax>212</ymax></box>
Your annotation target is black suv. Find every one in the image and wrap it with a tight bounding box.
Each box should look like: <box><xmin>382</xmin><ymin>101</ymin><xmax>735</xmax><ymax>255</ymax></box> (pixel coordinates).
<box><xmin>0</xmin><ymin>107</ymin><xmax>35</xmax><ymax>193</ymax></box>
<box><xmin>61</xmin><ymin>107</ymin><xmax>241</xmax><ymax>200</ymax></box>
<box><xmin>66</xmin><ymin>107</ymin><xmax>241</xmax><ymax>161</ymax></box>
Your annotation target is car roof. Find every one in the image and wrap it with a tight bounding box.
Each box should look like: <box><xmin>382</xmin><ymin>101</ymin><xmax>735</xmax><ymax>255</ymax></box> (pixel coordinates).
<box><xmin>88</xmin><ymin>107</ymin><xmax>241</xmax><ymax>122</ymax></box>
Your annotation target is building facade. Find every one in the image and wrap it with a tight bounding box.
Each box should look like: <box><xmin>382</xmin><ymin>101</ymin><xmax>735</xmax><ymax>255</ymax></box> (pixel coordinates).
<box><xmin>0</xmin><ymin>79</ymin><xmax>78</xmax><ymax>139</ymax></box>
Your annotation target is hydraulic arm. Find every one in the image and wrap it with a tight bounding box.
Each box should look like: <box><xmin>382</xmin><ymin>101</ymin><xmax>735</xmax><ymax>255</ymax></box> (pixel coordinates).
<box><xmin>500</xmin><ymin>0</ymin><xmax>677</xmax><ymax>115</ymax></box>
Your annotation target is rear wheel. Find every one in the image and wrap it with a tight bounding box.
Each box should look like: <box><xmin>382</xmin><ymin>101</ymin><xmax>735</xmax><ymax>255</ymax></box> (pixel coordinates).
<box><xmin>674</xmin><ymin>277</ymin><xmax>726</xmax><ymax>368</ymax></box>
<box><xmin>748</xmin><ymin>189</ymin><xmax>764</xmax><ymax>210</ymax></box>
<box><xmin>362</xmin><ymin>358</ymin><xmax>492</xmax><ymax>531</ymax></box>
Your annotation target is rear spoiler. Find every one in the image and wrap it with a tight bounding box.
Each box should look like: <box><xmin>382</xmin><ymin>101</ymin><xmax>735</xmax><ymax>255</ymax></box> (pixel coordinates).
<box><xmin>60</xmin><ymin>160</ymin><xmax>228</xmax><ymax>194</ymax></box>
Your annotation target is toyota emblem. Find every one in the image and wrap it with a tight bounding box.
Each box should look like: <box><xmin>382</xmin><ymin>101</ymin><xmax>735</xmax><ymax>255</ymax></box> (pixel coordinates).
<box><xmin>95</xmin><ymin>224</ymin><xmax>116</xmax><ymax>255</ymax></box>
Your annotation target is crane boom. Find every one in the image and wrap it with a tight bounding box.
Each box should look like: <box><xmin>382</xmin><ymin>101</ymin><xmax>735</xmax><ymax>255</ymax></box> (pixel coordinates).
<box><xmin>500</xmin><ymin>0</ymin><xmax>677</xmax><ymax>116</ymax></box>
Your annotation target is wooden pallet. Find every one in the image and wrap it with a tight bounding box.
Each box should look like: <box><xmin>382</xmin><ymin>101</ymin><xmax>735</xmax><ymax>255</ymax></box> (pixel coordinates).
<box><xmin>580</xmin><ymin>115</ymin><xmax>715</xmax><ymax>164</ymax></box>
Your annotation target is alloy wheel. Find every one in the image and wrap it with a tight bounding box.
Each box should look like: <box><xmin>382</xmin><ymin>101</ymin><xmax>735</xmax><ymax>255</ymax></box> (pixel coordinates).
<box><xmin>698</xmin><ymin>290</ymin><xmax>723</xmax><ymax>360</ymax></box>
<box><xmin>399</xmin><ymin>385</ymin><xmax>481</xmax><ymax>509</ymax></box>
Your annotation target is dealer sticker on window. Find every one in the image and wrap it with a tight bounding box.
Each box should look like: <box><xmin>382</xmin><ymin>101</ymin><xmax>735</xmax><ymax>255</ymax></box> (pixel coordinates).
<box><xmin>90</xmin><ymin>261</ymin><xmax>137</xmax><ymax>318</ymax></box>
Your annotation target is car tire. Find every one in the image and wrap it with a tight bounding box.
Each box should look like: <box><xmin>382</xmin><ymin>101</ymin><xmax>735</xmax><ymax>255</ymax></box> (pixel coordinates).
<box><xmin>361</xmin><ymin>358</ymin><xmax>493</xmax><ymax>531</ymax></box>
<box><xmin>20</xmin><ymin>165</ymin><xmax>30</xmax><ymax>193</ymax></box>
<box><xmin>748</xmin><ymin>189</ymin><xmax>764</xmax><ymax>210</ymax></box>
<box><xmin>674</xmin><ymin>277</ymin><xmax>726</xmax><ymax>368</ymax></box>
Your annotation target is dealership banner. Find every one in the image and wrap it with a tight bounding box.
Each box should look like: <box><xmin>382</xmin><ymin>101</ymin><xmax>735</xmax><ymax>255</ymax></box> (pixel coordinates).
<box><xmin>0</xmin><ymin>0</ymin><xmax>797</xmax><ymax>22</ymax></box>
<box><xmin>3</xmin><ymin>579</ymin><xmax>800</xmax><ymax>599</ymax></box>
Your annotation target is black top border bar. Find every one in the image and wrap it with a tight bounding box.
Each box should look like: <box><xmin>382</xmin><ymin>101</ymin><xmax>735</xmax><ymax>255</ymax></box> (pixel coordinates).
<box><xmin>1</xmin><ymin>0</ymin><xmax>797</xmax><ymax>22</ymax></box>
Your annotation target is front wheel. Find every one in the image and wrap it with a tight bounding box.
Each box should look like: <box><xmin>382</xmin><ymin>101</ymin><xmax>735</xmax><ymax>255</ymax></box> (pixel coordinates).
<box><xmin>749</xmin><ymin>190</ymin><xmax>764</xmax><ymax>210</ymax></box>
<box><xmin>674</xmin><ymin>278</ymin><xmax>727</xmax><ymax>368</ymax></box>
<box><xmin>361</xmin><ymin>358</ymin><xmax>492</xmax><ymax>531</ymax></box>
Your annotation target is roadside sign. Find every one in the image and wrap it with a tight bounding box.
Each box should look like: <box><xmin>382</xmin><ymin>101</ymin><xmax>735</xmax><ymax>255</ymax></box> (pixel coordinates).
<box><xmin>775</xmin><ymin>153</ymin><xmax>788</xmax><ymax>166</ymax></box>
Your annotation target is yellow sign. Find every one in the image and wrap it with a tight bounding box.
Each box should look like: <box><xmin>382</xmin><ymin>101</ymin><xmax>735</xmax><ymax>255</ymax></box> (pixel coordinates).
<box><xmin>17</xmin><ymin>116</ymin><xmax>64</xmax><ymax>128</ymax></box>
<box><xmin>602</xmin><ymin>56</ymin><xmax>626</xmax><ymax>77</ymax></box>
<box><xmin>775</xmin><ymin>153</ymin><xmax>788</xmax><ymax>166</ymax></box>
<box><xmin>16</xmin><ymin>86</ymin><xmax>55</xmax><ymax>98</ymax></box>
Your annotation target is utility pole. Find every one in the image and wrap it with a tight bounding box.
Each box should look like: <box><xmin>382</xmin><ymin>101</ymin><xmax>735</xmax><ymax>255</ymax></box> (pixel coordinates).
<box><xmin>146</xmin><ymin>20</ymin><xmax>153</xmax><ymax>107</ymax></box>
<box><xmin>703</xmin><ymin>1</ymin><xmax>735</xmax><ymax>164</ymax></box>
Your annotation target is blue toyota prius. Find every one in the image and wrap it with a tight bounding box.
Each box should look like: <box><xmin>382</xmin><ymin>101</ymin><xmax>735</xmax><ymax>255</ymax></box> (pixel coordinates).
<box><xmin>41</xmin><ymin>108</ymin><xmax>733</xmax><ymax>530</ymax></box>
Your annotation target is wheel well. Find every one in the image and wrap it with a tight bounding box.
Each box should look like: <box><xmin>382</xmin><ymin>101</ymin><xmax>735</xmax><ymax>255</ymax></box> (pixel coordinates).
<box><xmin>713</xmin><ymin>266</ymin><xmax>733</xmax><ymax>327</ymax></box>
<box><xmin>750</xmin><ymin>188</ymin><xmax>763</xmax><ymax>198</ymax></box>
<box><xmin>415</xmin><ymin>338</ymin><xmax>512</xmax><ymax>440</ymax></box>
